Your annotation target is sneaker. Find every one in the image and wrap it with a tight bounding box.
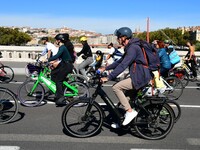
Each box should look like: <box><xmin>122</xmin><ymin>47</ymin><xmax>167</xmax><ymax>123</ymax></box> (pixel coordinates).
<box><xmin>122</xmin><ymin>109</ymin><xmax>138</xmax><ymax>126</ymax></box>
<box><xmin>111</xmin><ymin>123</ymin><xmax>120</xmax><ymax>129</ymax></box>
<box><xmin>55</xmin><ymin>97</ymin><xmax>66</xmax><ymax>106</ymax></box>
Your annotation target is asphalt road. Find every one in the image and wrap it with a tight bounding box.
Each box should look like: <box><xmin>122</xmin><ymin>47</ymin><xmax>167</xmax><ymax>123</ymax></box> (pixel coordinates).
<box><xmin>0</xmin><ymin>74</ymin><xmax>200</xmax><ymax>150</ymax></box>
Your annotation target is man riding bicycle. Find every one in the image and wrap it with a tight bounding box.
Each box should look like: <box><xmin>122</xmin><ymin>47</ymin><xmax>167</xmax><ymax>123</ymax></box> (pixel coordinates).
<box><xmin>99</xmin><ymin>27</ymin><xmax>152</xmax><ymax>128</ymax></box>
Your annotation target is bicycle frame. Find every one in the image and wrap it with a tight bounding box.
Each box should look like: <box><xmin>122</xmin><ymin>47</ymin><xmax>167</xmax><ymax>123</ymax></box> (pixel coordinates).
<box><xmin>29</xmin><ymin>66</ymin><xmax>78</xmax><ymax>97</ymax></box>
<box><xmin>181</xmin><ymin>62</ymin><xmax>191</xmax><ymax>75</ymax></box>
<box><xmin>161</xmin><ymin>76</ymin><xmax>174</xmax><ymax>91</ymax></box>
<box><xmin>86</xmin><ymin>76</ymin><xmax>167</xmax><ymax>126</ymax></box>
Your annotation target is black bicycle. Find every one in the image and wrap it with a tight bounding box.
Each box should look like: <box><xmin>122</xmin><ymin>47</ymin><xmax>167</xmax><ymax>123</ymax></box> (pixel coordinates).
<box><xmin>0</xmin><ymin>87</ymin><xmax>19</xmax><ymax>124</ymax></box>
<box><xmin>62</xmin><ymin>72</ymin><xmax>175</xmax><ymax>140</ymax></box>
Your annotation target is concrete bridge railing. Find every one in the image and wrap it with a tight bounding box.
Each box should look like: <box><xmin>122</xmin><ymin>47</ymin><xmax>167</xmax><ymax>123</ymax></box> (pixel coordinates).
<box><xmin>0</xmin><ymin>45</ymin><xmax>200</xmax><ymax>65</ymax></box>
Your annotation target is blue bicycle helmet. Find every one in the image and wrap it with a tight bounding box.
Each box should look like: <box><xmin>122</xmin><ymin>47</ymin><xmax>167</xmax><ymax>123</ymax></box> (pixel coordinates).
<box><xmin>114</xmin><ymin>27</ymin><xmax>133</xmax><ymax>39</ymax></box>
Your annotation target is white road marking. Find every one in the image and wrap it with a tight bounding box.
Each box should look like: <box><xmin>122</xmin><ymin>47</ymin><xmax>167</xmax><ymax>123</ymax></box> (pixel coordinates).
<box><xmin>0</xmin><ymin>146</ymin><xmax>20</xmax><ymax>150</ymax></box>
<box><xmin>130</xmin><ymin>149</ymin><xmax>183</xmax><ymax>150</ymax></box>
<box><xmin>187</xmin><ymin>138</ymin><xmax>200</xmax><ymax>145</ymax></box>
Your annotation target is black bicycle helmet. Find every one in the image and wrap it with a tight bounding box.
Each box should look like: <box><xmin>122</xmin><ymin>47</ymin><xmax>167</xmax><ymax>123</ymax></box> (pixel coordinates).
<box><xmin>62</xmin><ymin>33</ymin><xmax>69</xmax><ymax>41</ymax></box>
<box><xmin>114</xmin><ymin>27</ymin><xmax>133</xmax><ymax>39</ymax></box>
<box><xmin>41</xmin><ymin>37</ymin><xmax>48</xmax><ymax>41</ymax></box>
<box><xmin>96</xmin><ymin>50</ymin><xmax>102</xmax><ymax>55</ymax></box>
<box><xmin>55</xmin><ymin>34</ymin><xmax>65</xmax><ymax>42</ymax></box>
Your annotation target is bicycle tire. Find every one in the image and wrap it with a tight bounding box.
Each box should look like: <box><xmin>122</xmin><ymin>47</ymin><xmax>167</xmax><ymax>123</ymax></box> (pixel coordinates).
<box><xmin>17</xmin><ymin>80</ymin><xmax>45</xmax><ymax>107</ymax></box>
<box><xmin>166</xmin><ymin>100</ymin><xmax>181</xmax><ymax>123</ymax></box>
<box><xmin>64</xmin><ymin>81</ymin><xmax>90</xmax><ymax>99</ymax></box>
<box><xmin>0</xmin><ymin>88</ymin><xmax>19</xmax><ymax>124</ymax></box>
<box><xmin>0</xmin><ymin>66</ymin><xmax>14</xmax><ymax>83</ymax></box>
<box><xmin>164</xmin><ymin>76</ymin><xmax>183</xmax><ymax>100</ymax></box>
<box><xmin>133</xmin><ymin>103</ymin><xmax>174</xmax><ymax>140</ymax></box>
<box><xmin>62</xmin><ymin>99</ymin><xmax>104</xmax><ymax>138</ymax></box>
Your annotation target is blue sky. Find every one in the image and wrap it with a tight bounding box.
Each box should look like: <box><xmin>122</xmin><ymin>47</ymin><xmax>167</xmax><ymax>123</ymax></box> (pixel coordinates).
<box><xmin>0</xmin><ymin>0</ymin><xmax>200</xmax><ymax>34</ymax></box>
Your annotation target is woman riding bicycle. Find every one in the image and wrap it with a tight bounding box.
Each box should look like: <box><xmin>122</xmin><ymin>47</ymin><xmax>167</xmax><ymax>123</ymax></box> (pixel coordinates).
<box><xmin>48</xmin><ymin>33</ymin><xmax>73</xmax><ymax>106</ymax></box>
<box><xmin>157</xmin><ymin>40</ymin><xmax>172</xmax><ymax>78</ymax></box>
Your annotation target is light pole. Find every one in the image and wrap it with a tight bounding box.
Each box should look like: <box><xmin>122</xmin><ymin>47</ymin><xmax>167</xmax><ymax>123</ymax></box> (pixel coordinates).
<box><xmin>146</xmin><ymin>17</ymin><xmax>150</xmax><ymax>43</ymax></box>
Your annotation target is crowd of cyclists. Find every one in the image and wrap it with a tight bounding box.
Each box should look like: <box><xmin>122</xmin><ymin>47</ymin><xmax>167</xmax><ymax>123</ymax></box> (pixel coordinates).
<box><xmin>25</xmin><ymin>27</ymin><xmax>199</xmax><ymax>121</ymax></box>
<box><xmin>1</xmin><ymin>27</ymin><xmax>199</xmax><ymax>135</ymax></box>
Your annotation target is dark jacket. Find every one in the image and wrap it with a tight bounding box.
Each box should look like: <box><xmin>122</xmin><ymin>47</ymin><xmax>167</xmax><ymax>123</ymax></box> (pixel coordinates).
<box><xmin>106</xmin><ymin>38</ymin><xmax>152</xmax><ymax>90</ymax></box>
<box><xmin>48</xmin><ymin>45</ymin><xmax>72</xmax><ymax>62</ymax></box>
<box><xmin>77</xmin><ymin>42</ymin><xmax>92</xmax><ymax>57</ymax></box>
<box><xmin>64</xmin><ymin>40</ymin><xmax>76</xmax><ymax>63</ymax></box>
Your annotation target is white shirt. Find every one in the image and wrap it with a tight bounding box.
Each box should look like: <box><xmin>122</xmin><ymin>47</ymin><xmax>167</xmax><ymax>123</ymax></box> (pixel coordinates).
<box><xmin>41</xmin><ymin>42</ymin><xmax>58</xmax><ymax>56</ymax></box>
<box><xmin>109</xmin><ymin>47</ymin><xmax>122</xmax><ymax>61</ymax></box>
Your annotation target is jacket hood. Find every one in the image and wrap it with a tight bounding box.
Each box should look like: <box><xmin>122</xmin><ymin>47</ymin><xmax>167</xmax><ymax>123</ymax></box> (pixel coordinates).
<box><xmin>128</xmin><ymin>38</ymin><xmax>141</xmax><ymax>45</ymax></box>
<box><xmin>124</xmin><ymin>38</ymin><xmax>141</xmax><ymax>51</ymax></box>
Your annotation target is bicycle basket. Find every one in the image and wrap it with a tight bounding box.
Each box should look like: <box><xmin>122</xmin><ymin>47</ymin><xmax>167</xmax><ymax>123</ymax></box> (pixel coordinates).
<box><xmin>26</xmin><ymin>63</ymin><xmax>42</xmax><ymax>76</ymax></box>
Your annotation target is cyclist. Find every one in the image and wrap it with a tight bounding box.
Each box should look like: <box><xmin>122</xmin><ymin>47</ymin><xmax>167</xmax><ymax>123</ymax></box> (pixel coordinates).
<box><xmin>62</xmin><ymin>33</ymin><xmax>77</xmax><ymax>64</ymax></box>
<box><xmin>185</xmin><ymin>41</ymin><xmax>197</xmax><ymax>80</ymax></box>
<box><xmin>157</xmin><ymin>40</ymin><xmax>172</xmax><ymax>78</ymax></box>
<box><xmin>41</xmin><ymin>37</ymin><xmax>58</xmax><ymax>59</ymax></box>
<box><xmin>76</xmin><ymin>36</ymin><xmax>93</xmax><ymax>80</ymax></box>
<box><xmin>106</xmin><ymin>42</ymin><xmax>123</xmax><ymax>63</ymax></box>
<box><xmin>90</xmin><ymin>50</ymin><xmax>104</xmax><ymax>70</ymax></box>
<box><xmin>48</xmin><ymin>34</ymin><xmax>73</xmax><ymax>106</ymax></box>
<box><xmin>99</xmin><ymin>27</ymin><xmax>152</xmax><ymax>128</ymax></box>
<box><xmin>164</xmin><ymin>40</ymin><xmax>174</xmax><ymax>54</ymax></box>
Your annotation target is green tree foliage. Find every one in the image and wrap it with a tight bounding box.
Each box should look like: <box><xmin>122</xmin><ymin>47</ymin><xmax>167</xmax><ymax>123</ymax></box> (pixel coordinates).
<box><xmin>135</xmin><ymin>28</ymin><xmax>191</xmax><ymax>46</ymax></box>
<box><xmin>0</xmin><ymin>27</ymin><xmax>31</xmax><ymax>45</ymax></box>
<box><xmin>195</xmin><ymin>42</ymin><xmax>200</xmax><ymax>51</ymax></box>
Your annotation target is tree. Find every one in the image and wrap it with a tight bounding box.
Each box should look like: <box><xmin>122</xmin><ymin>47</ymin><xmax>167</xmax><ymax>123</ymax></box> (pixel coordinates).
<box><xmin>135</xmin><ymin>28</ymin><xmax>191</xmax><ymax>46</ymax></box>
<box><xmin>0</xmin><ymin>27</ymin><xmax>31</xmax><ymax>45</ymax></box>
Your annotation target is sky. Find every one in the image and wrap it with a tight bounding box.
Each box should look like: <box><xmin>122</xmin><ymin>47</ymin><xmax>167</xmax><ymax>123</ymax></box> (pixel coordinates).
<box><xmin>0</xmin><ymin>0</ymin><xmax>200</xmax><ymax>35</ymax></box>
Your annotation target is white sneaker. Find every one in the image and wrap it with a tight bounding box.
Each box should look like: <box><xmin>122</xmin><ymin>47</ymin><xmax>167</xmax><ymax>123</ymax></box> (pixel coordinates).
<box><xmin>111</xmin><ymin>123</ymin><xmax>120</xmax><ymax>129</ymax></box>
<box><xmin>86</xmin><ymin>76</ymin><xmax>90</xmax><ymax>81</ymax></box>
<box><xmin>122</xmin><ymin>109</ymin><xmax>138</xmax><ymax>126</ymax></box>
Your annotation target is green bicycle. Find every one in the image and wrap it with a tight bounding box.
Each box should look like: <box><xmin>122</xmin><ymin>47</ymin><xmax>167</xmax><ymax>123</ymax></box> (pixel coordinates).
<box><xmin>17</xmin><ymin>63</ymin><xmax>90</xmax><ymax>107</ymax></box>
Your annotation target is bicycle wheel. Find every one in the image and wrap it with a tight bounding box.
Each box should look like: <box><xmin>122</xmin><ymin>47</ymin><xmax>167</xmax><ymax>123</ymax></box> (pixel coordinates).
<box><xmin>17</xmin><ymin>80</ymin><xmax>45</xmax><ymax>107</ymax></box>
<box><xmin>62</xmin><ymin>99</ymin><xmax>104</xmax><ymax>138</ymax></box>
<box><xmin>133</xmin><ymin>103</ymin><xmax>174</xmax><ymax>140</ymax></box>
<box><xmin>0</xmin><ymin>88</ymin><xmax>18</xmax><ymax>124</ymax></box>
<box><xmin>164</xmin><ymin>76</ymin><xmax>183</xmax><ymax>100</ymax></box>
<box><xmin>0</xmin><ymin>66</ymin><xmax>14</xmax><ymax>83</ymax></box>
<box><xmin>165</xmin><ymin>100</ymin><xmax>181</xmax><ymax>123</ymax></box>
<box><xmin>64</xmin><ymin>81</ymin><xmax>90</xmax><ymax>99</ymax></box>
